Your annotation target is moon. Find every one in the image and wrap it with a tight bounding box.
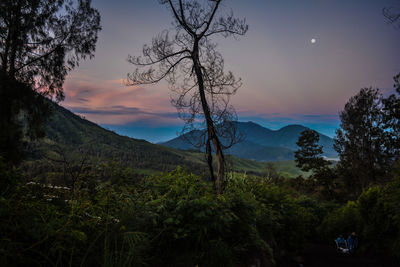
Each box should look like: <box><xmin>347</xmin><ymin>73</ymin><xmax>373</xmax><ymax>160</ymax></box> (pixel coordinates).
<box><xmin>311</xmin><ymin>38</ymin><xmax>317</xmax><ymax>44</ymax></box>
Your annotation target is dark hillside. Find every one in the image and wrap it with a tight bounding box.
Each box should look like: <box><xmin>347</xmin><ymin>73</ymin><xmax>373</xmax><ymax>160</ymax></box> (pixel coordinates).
<box><xmin>26</xmin><ymin>102</ymin><xmax>208</xmax><ymax>175</ymax></box>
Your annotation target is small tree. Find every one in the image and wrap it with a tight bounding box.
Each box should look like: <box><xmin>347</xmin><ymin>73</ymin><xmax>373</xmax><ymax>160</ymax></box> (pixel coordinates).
<box><xmin>295</xmin><ymin>129</ymin><xmax>336</xmax><ymax>199</ymax></box>
<box><xmin>127</xmin><ymin>0</ymin><xmax>248</xmax><ymax>194</ymax></box>
<box><xmin>263</xmin><ymin>162</ymin><xmax>280</xmax><ymax>183</ymax></box>
<box><xmin>295</xmin><ymin>129</ymin><xmax>329</xmax><ymax>172</ymax></box>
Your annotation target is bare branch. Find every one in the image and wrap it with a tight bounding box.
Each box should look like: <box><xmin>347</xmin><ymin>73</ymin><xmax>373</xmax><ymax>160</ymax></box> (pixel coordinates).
<box><xmin>128</xmin><ymin>49</ymin><xmax>190</xmax><ymax>66</ymax></box>
<box><xmin>199</xmin><ymin>0</ymin><xmax>221</xmax><ymax>37</ymax></box>
<box><xmin>127</xmin><ymin>55</ymin><xmax>191</xmax><ymax>85</ymax></box>
<box><xmin>205</xmin><ymin>14</ymin><xmax>248</xmax><ymax>38</ymax></box>
<box><xmin>165</xmin><ymin>0</ymin><xmax>195</xmax><ymax>35</ymax></box>
<box><xmin>383</xmin><ymin>6</ymin><xmax>400</xmax><ymax>25</ymax></box>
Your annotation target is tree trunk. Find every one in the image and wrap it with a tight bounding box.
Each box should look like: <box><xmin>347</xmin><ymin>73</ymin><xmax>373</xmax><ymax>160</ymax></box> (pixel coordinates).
<box><xmin>192</xmin><ymin>40</ymin><xmax>225</xmax><ymax>194</ymax></box>
<box><xmin>206</xmin><ymin>137</ymin><xmax>215</xmax><ymax>182</ymax></box>
<box><xmin>8</xmin><ymin>2</ymin><xmax>21</xmax><ymax>77</ymax></box>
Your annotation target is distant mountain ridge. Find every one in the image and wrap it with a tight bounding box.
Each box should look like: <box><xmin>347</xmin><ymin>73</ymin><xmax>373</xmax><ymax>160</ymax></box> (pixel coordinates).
<box><xmin>25</xmin><ymin>103</ymin><xmax>272</xmax><ymax>177</ymax></box>
<box><xmin>160</xmin><ymin>121</ymin><xmax>337</xmax><ymax>161</ymax></box>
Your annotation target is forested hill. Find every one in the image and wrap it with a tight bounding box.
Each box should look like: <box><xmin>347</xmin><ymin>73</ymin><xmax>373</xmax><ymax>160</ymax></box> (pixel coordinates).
<box><xmin>34</xmin><ymin>102</ymin><xmax>206</xmax><ymax>173</ymax></box>
<box><xmin>25</xmin><ymin>102</ymin><xmax>267</xmax><ymax>176</ymax></box>
<box><xmin>160</xmin><ymin>121</ymin><xmax>337</xmax><ymax>161</ymax></box>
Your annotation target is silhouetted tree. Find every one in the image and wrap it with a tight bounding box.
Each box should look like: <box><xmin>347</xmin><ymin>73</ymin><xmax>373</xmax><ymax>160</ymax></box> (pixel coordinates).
<box><xmin>126</xmin><ymin>0</ymin><xmax>248</xmax><ymax>194</ymax></box>
<box><xmin>295</xmin><ymin>129</ymin><xmax>330</xmax><ymax>172</ymax></box>
<box><xmin>295</xmin><ymin>129</ymin><xmax>337</xmax><ymax>199</ymax></box>
<box><xmin>0</xmin><ymin>0</ymin><xmax>101</xmax><ymax>163</ymax></box>
<box><xmin>382</xmin><ymin>77</ymin><xmax>400</xmax><ymax>163</ymax></box>
<box><xmin>334</xmin><ymin>88</ymin><xmax>390</xmax><ymax>196</ymax></box>
<box><xmin>383</xmin><ymin>3</ymin><xmax>400</xmax><ymax>167</ymax></box>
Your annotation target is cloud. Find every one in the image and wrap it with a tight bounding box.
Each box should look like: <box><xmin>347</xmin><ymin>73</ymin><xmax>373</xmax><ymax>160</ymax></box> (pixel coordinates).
<box><xmin>63</xmin><ymin>71</ymin><xmax>178</xmax><ymax>125</ymax></box>
<box><xmin>64</xmin><ymin>74</ymin><xmax>148</xmax><ymax>107</ymax></box>
<box><xmin>70</xmin><ymin>105</ymin><xmax>179</xmax><ymax>119</ymax></box>
<box><xmin>71</xmin><ymin>106</ymin><xmax>143</xmax><ymax>115</ymax></box>
<box><xmin>67</xmin><ymin>104</ymin><xmax>180</xmax><ymax>126</ymax></box>
<box><xmin>62</xmin><ymin>71</ymin><xmax>343</xmax><ymax>138</ymax></box>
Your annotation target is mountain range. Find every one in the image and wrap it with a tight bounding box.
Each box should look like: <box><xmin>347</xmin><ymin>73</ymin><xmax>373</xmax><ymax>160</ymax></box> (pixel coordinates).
<box><xmin>24</xmin><ymin>103</ymin><xmax>269</xmax><ymax>179</ymax></box>
<box><xmin>160</xmin><ymin>121</ymin><xmax>337</xmax><ymax>161</ymax></box>
<box><xmin>22</xmin><ymin>103</ymin><xmax>323</xmax><ymax>180</ymax></box>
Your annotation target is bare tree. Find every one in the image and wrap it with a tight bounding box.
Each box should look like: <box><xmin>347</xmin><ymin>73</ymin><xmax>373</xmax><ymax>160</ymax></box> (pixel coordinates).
<box><xmin>44</xmin><ymin>143</ymin><xmax>92</xmax><ymax>194</ymax></box>
<box><xmin>126</xmin><ymin>0</ymin><xmax>247</xmax><ymax>194</ymax></box>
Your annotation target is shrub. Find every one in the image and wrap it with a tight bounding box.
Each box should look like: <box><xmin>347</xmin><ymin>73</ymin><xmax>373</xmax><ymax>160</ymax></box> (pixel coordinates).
<box><xmin>318</xmin><ymin>200</ymin><xmax>362</xmax><ymax>241</ymax></box>
<box><xmin>119</xmin><ymin>169</ymin><xmax>272</xmax><ymax>266</ymax></box>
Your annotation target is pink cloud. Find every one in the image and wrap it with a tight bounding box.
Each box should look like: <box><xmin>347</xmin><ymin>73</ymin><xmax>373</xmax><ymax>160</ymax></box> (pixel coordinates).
<box><xmin>63</xmin><ymin>72</ymin><xmax>177</xmax><ymax>125</ymax></box>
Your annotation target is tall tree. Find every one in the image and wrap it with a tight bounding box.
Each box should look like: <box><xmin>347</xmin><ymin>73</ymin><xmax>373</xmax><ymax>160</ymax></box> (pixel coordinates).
<box><xmin>0</xmin><ymin>0</ymin><xmax>101</xmax><ymax>163</ymax></box>
<box><xmin>334</xmin><ymin>88</ymin><xmax>389</xmax><ymax>195</ymax></box>
<box><xmin>382</xmin><ymin>76</ymin><xmax>400</xmax><ymax>163</ymax></box>
<box><xmin>383</xmin><ymin>5</ymin><xmax>400</xmax><ymax>163</ymax></box>
<box><xmin>127</xmin><ymin>0</ymin><xmax>248</xmax><ymax>194</ymax></box>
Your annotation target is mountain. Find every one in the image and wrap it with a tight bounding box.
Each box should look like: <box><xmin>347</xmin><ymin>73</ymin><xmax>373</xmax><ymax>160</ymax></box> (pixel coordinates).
<box><xmin>160</xmin><ymin>121</ymin><xmax>337</xmax><ymax>161</ymax></box>
<box><xmin>24</xmin><ymin>103</ymin><xmax>269</xmax><ymax>178</ymax></box>
<box><xmin>235</xmin><ymin>122</ymin><xmax>336</xmax><ymax>155</ymax></box>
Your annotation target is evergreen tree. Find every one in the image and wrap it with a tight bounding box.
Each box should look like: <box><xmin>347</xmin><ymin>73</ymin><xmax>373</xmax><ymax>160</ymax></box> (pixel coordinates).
<box><xmin>382</xmin><ymin>75</ymin><xmax>400</xmax><ymax>162</ymax></box>
<box><xmin>334</xmin><ymin>88</ymin><xmax>389</xmax><ymax>196</ymax></box>
<box><xmin>295</xmin><ymin>129</ymin><xmax>337</xmax><ymax>199</ymax></box>
<box><xmin>295</xmin><ymin>129</ymin><xmax>329</xmax><ymax>172</ymax></box>
<box><xmin>0</xmin><ymin>0</ymin><xmax>101</xmax><ymax>163</ymax></box>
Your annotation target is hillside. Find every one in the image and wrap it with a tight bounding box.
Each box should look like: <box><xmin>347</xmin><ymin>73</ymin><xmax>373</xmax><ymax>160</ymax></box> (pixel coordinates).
<box><xmin>40</xmin><ymin>103</ymin><xmax>201</xmax><ymax>172</ymax></box>
<box><xmin>160</xmin><ymin>121</ymin><xmax>337</xmax><ymax>161</ymax></box>
<box><xmin>24</xmin><ymin>103</ymin><xmax>279</xmax><ymax>178</ymax></box>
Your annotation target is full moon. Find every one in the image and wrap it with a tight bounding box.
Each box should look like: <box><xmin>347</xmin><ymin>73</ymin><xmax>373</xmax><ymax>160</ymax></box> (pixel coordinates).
<box><xmin>311</xmin><ymin>38</ymin><xmax>317</xmax><ymax>44</ymax></box>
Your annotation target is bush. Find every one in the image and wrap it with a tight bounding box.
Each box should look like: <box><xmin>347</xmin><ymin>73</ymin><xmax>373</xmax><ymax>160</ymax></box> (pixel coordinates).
<box><xmin>119</xmin><ymin>169</ymin><xmax>272</xmax><ymax>266</ymax></box>
<box><xmin>225</xmin><ymin>175</ymin><xmax>315</xmax><ymax>258</ymax></box>
<box><xmin>0</xmin><ymin>178</ymin><xmax>124</xmax><ymax>266</ymax></box>
<box><xmin>318</xmin><ymin>177</ymin><xmax>400</xmax><ymax>259</ymax></box>
<box><xmin>0</xmin><ymin>167</ymin><xmax>330</xmax><ymax>266</ymax></box>
<box><xmin>318</xmin><ymin>200</ymin><xmax>362</xmax><ymax>241</ymax></box>
<box><xmin>358</xmin><ymin>181</ymin><xmax>400</xmax><ymax>257</ymax></box>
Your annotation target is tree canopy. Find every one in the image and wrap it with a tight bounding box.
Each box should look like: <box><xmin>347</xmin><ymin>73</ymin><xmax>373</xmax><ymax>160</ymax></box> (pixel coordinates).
<box><xmin>334</xmin><ymin>88</ymin><xmax>398</xmax><ymax>196</ymax></box>
<box><xmin>295</xmin><ymin>129</ymin><xmax>329</xmax><ymax>172</ymax></box>
<box><xmin>0</xmin><ymin>0</ymin><xmax>101</xmax><ymax>163</ymax></box>
<box><xmin>0</xmin><ymin>0</ymin><xmax>101</xmax><ymax>100</ymax></box>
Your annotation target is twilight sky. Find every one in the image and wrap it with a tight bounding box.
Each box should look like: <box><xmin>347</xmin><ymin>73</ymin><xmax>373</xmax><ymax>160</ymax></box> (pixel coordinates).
<box><xmin>63</xmin><ymin>0</ymin><xmax>400</xmax><ymax>142</ymax></box>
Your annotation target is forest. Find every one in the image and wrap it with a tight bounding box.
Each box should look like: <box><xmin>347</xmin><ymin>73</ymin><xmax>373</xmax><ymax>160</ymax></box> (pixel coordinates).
<box><xmin>1</xmin><ymin>0</ymin><xmax>400</xmax><ymax>266</ymax></box>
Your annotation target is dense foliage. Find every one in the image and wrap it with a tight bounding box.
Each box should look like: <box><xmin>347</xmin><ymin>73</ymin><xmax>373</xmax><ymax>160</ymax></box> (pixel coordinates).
<box><xmin>334</xmin><ymin>87</ymin><xmax>400</xmax><ymax>197</ymax></box>
<box><xmin>1</xmin><ymin>159</ymin><xmax>325</xmax><ymax>266</ymax></box>
<box><xmin>1</xmin><ymin>2</ymin><xmax>399</xmax><ymax>265</ymax></box>
<box><xmin>0</xmin><ymin>0</ymin><xmax>101</xmax><ymax>164</ymax></box>
<box><xmin>319</xmin><ymin>164</ymin><xmax>400</xmax><ymax>258</ymax></box>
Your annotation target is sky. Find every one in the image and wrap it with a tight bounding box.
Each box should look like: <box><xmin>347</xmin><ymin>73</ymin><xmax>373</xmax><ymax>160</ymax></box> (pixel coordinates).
<box><xmin>63</xmin><ymin>0</ymin><xmax>400</xmax><ymax>142</ymax></box>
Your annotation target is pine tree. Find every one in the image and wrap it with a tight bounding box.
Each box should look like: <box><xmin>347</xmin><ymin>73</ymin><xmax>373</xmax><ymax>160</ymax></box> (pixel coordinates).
<box><xmin>0</xmin><ymin>0</ymin><xmax>101</xmax><ymax>163</ymax></box>
<box><xmin>334</xmin><ymin>88</ymin><xmax>389</xmax><ymax>195</ymax></box>
<box><xmin>295</xmin><ymin>129</ymin><xmax>329</xmax><ymax>172</ymax></box>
